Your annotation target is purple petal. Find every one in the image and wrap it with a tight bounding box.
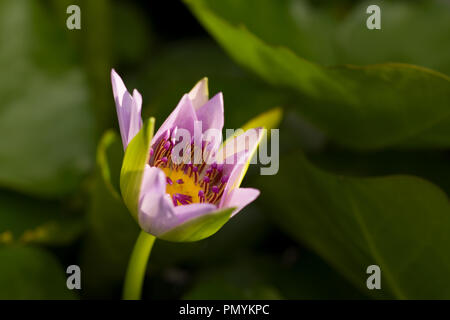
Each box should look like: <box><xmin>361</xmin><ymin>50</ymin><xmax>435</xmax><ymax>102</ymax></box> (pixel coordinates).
<box><xmin>127</xmin><ymin>90</ymin><xmax>143</xmax><ymax>144</ymax></box>
<box><xmin>138</xmin><ymin>165</ymin><xmax>218</xmax><ymax>236</ymax></box>
<box><xmin>140</xmin><ymin>198</ymin><xmax>217</xmax><ymax>236</ymax></box>
<box><xmin>222</xmin><ymin>187</ymin><xmax>260</xmax><ymax>217</ymax></box>
<box><xmin>216</xmin><ymin>149</ymin><xmax>248</xmax><ymax>187</ymax></box>
<box><xmin>119</xmin><ymin>92</ymin><xmax>133</xmax><ymax>145</ymax></box>
<box><xmin>132</xmin><ymin>89</ymin><xmax>142</xmax><ymax>113</ymax></box>
<box><xmin>139</xmin><ymin>165</ymin><xmax>166</xmax><ymax>199</ymax></box>
<box><xmin>217</xmin><ymin>128</ymin><xmax>264</xmax><ymax>208</ymax></box>
<box><xmin>188</xmin><ymin>77</ymin><xmax>209</xmax><ymax>110</ymax></box>
<box><xmin>152</xmin><ymin>94</ymin><xmax>198</xmax><ymax>146</ymax></box>
<box><xmin>111</xmin><ymin>69</ymin><xmax>143</xmax><ymax>149</ymax></box>
<box><xmin>138</xmin><ymin>165</ymin><xmax>174</xmax><ymax>235</ymax></box>
<box><xmin>172</xmin><ymin>203</ymin><xmax>218</xmax><ymax>225</ymax></box>
<box><xmin>111</xmin><ymin>69</ymin><xmax>130</xmax><ymax>146</ymax></box>
<box><xmin>195</xmin><ymin>92</ymin><xmax>224</xmax><ymax>133</ymax></box>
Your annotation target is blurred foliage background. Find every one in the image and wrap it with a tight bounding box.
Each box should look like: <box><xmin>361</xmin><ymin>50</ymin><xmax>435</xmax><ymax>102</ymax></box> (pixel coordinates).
<box><xmin>0</xmin><ymin>0</ymin><xmax>449</xmax><ymax>299</ymax></box>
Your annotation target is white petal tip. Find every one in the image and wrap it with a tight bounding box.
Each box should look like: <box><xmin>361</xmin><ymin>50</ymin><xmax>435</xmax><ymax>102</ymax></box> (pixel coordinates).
<box><xmin>189</xmin><ymin>77</ymin><xmax>209</xmax><ymax>109</ymax></box>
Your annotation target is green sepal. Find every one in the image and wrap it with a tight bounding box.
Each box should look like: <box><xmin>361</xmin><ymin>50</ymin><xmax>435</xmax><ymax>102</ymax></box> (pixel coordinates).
<box><xmin>159</xmin><ymin>207</ymin><xmax>235</xmax><ymax>242</ymax></box>
<box><xmin>120</xmin><ymin>117</ymin><xmax>155</xmax><ymax>220</ymax></box>
<box><xmin>97</xmin><ymin>130</ymin><xmax>124</xmax><ymax>200</ymax></box>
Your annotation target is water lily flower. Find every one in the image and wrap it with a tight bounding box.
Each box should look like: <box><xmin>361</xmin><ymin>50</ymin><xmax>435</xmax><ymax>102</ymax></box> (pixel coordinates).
<box><xmin>111</xmin><ymin>69</ymin><xmax>263</xmax><ymax>242</ymax></box>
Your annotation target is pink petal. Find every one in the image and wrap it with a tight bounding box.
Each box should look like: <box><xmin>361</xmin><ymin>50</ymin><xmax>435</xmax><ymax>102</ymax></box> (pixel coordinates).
<box><xmin>138</xmin><ymin>165</ymin><xmax>218</xmax><ymax>236</ymax></box>
<box><xmin>195</xmin><ymin>92</ymin><xmax>224</xmax><ymax>133</ymax></box>
<box><xmin>222</xmin><ymin>187</ymin><xmax>260</xmax><ymax>217</ymax></box>
<box><xmin>139</xmin><ymin>165</ymin><xmax>166</xmax><ymax>199</ymax></box>
<box><xmin>132</xmin><ymin>89</ymin><xmax>142</xmax><ymax>113</ymax></box>
<box><xmin>138</xmin><ymin>166</ymin><xmax>174</xmax><ymax>235</ymax></box>
<box><xmin>217</xmin><ymin>128</ymin><xmax>264</xmax><ymax>207</ymax></box>
<box><xmin>111</xmin><ymin>69</ymin><xmax>127</xmax><ymax>104</ymax></box>
<box><xmin>172</xmin><ymin>203</ymin><xmax>218</xmax><ymax>225</ymax></box>
<box><xmin>152</xmin><ymin>94</ymin><xmax>198</xmax><ymax>146</ymax></box>
<box><xmin>111</xmin><ymin>69</ymin><xmax>143</xmax><ymax>149</ymax></box>
<box><xmin>188</xmin><ymin>77</ymin><xmax>209</xmax><ymax>110</ymax></box>
<box><xmin>119</xmin><ymin>92</ymin><xmax>133</xmax><ymax>146</ymax></box>
<box><xmin>127</xmin><ymin>90</ymin><xmax>143</xmax><ymax>145</ymax></box>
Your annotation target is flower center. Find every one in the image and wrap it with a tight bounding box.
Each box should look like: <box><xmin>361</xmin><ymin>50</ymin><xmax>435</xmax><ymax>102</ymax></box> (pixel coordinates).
<box><xmin>149</xmin><ymin>133</ymin><xmax>228</xmax><ymax>207</ymax></box>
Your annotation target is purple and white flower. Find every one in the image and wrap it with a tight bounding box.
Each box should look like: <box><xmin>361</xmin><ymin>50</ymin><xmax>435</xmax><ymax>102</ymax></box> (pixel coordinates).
<box><xmin>111</xmin><ymin>69</ymin><xmax>262</xmax><ymax>240</ymax></box>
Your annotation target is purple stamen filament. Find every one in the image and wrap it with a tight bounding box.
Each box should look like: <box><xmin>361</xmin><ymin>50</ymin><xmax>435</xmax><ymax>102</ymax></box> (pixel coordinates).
<box><xmin>149</xmin><ymin>134</ymin><xmax>229</xmax><ymax>206</ymax></box>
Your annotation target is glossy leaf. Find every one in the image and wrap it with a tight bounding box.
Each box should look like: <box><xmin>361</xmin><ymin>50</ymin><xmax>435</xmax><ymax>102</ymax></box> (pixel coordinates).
<box><xmin>0</xmin><ymin>0</ymin><xmax>94</xmax><ymax>196</ymax></box>
<box><xmin>335</xmin><ymin>1</ymin><xmax>450</xmax><ymax>74</ymax></box>
<box><xmin>258</xmin><ymin>152</ymin><xmax>450</xmax><ymax>299</ymax></box>
<box><xmin>188</xmin><ymin>0</ymin><xmax>450</xmax><ymax>74</ymax></box>
<box><xmin>0</xmin><ymin>246</ymin><xmax>76</xmax><ymax>299</ymax></box>
<box><xmin>186</xmin><ymin>0</ymin><xmax>450</xmax><ymax>149</ymax></box>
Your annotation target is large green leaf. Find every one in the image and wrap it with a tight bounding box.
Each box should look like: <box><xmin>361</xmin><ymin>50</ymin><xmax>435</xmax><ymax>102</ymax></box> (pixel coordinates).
<box><xmin>0</xmin><ymin>0</ymin><xmax>94</xmax><ymax>197</ymax></box>
<box><xmin>335</xmin><ymin>1</ymin><xmax>450</xmax><ymax>74</ymax></box>
<box><xmin>191</xmin><ymin>0</ymin><xmax>450</xmax><ymax>73</ymax></box>
<box><xmin>308</xmin><ymin>147</ymin><xmax>450</xmax><ymax>196</ymax></box>
<box><xmin>186</xmin><ymin>0</ymin><xmax>450</xmax><ymax>149</ymax></box>
<box><xmin>0</xmin><ymin>246</ymin><xmax>76</xmax><ymax>299</ymax></box>
<box><xmin>258</xmin><ymin>152</ymin><xmax>450</xmax><ymax>299</ymax></box>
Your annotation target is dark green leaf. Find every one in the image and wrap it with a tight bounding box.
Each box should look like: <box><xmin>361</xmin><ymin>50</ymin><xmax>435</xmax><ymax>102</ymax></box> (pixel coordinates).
<box><xmin>186</xmin><ymin>0</ymin><xmax>450</xmax><ymax>149</ymax></box>
<box><xmin>0</xmin><ymin>0</ymin><xmax>95</xmax><ymax>197</ymax></box>
<box><xmin>0</xmin><ymin>246</ymin><xmax>76</xmax><ymax>299</ymax></box>
<box><xmin>190</xmin><ymin>0</ymin><xmax>450</xmax><ymax>73</ymax></box>
<box><xmin>258</xmin><ymin>152</ymin><xmax>450</xmax><ymax>299</ymax></box>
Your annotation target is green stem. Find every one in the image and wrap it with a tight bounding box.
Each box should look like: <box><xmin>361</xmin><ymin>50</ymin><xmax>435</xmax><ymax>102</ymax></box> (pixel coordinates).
<box><xmin>122</xmin><ymin>231</ymin><xmax>156</xmax><ymax>300</ymax></box>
